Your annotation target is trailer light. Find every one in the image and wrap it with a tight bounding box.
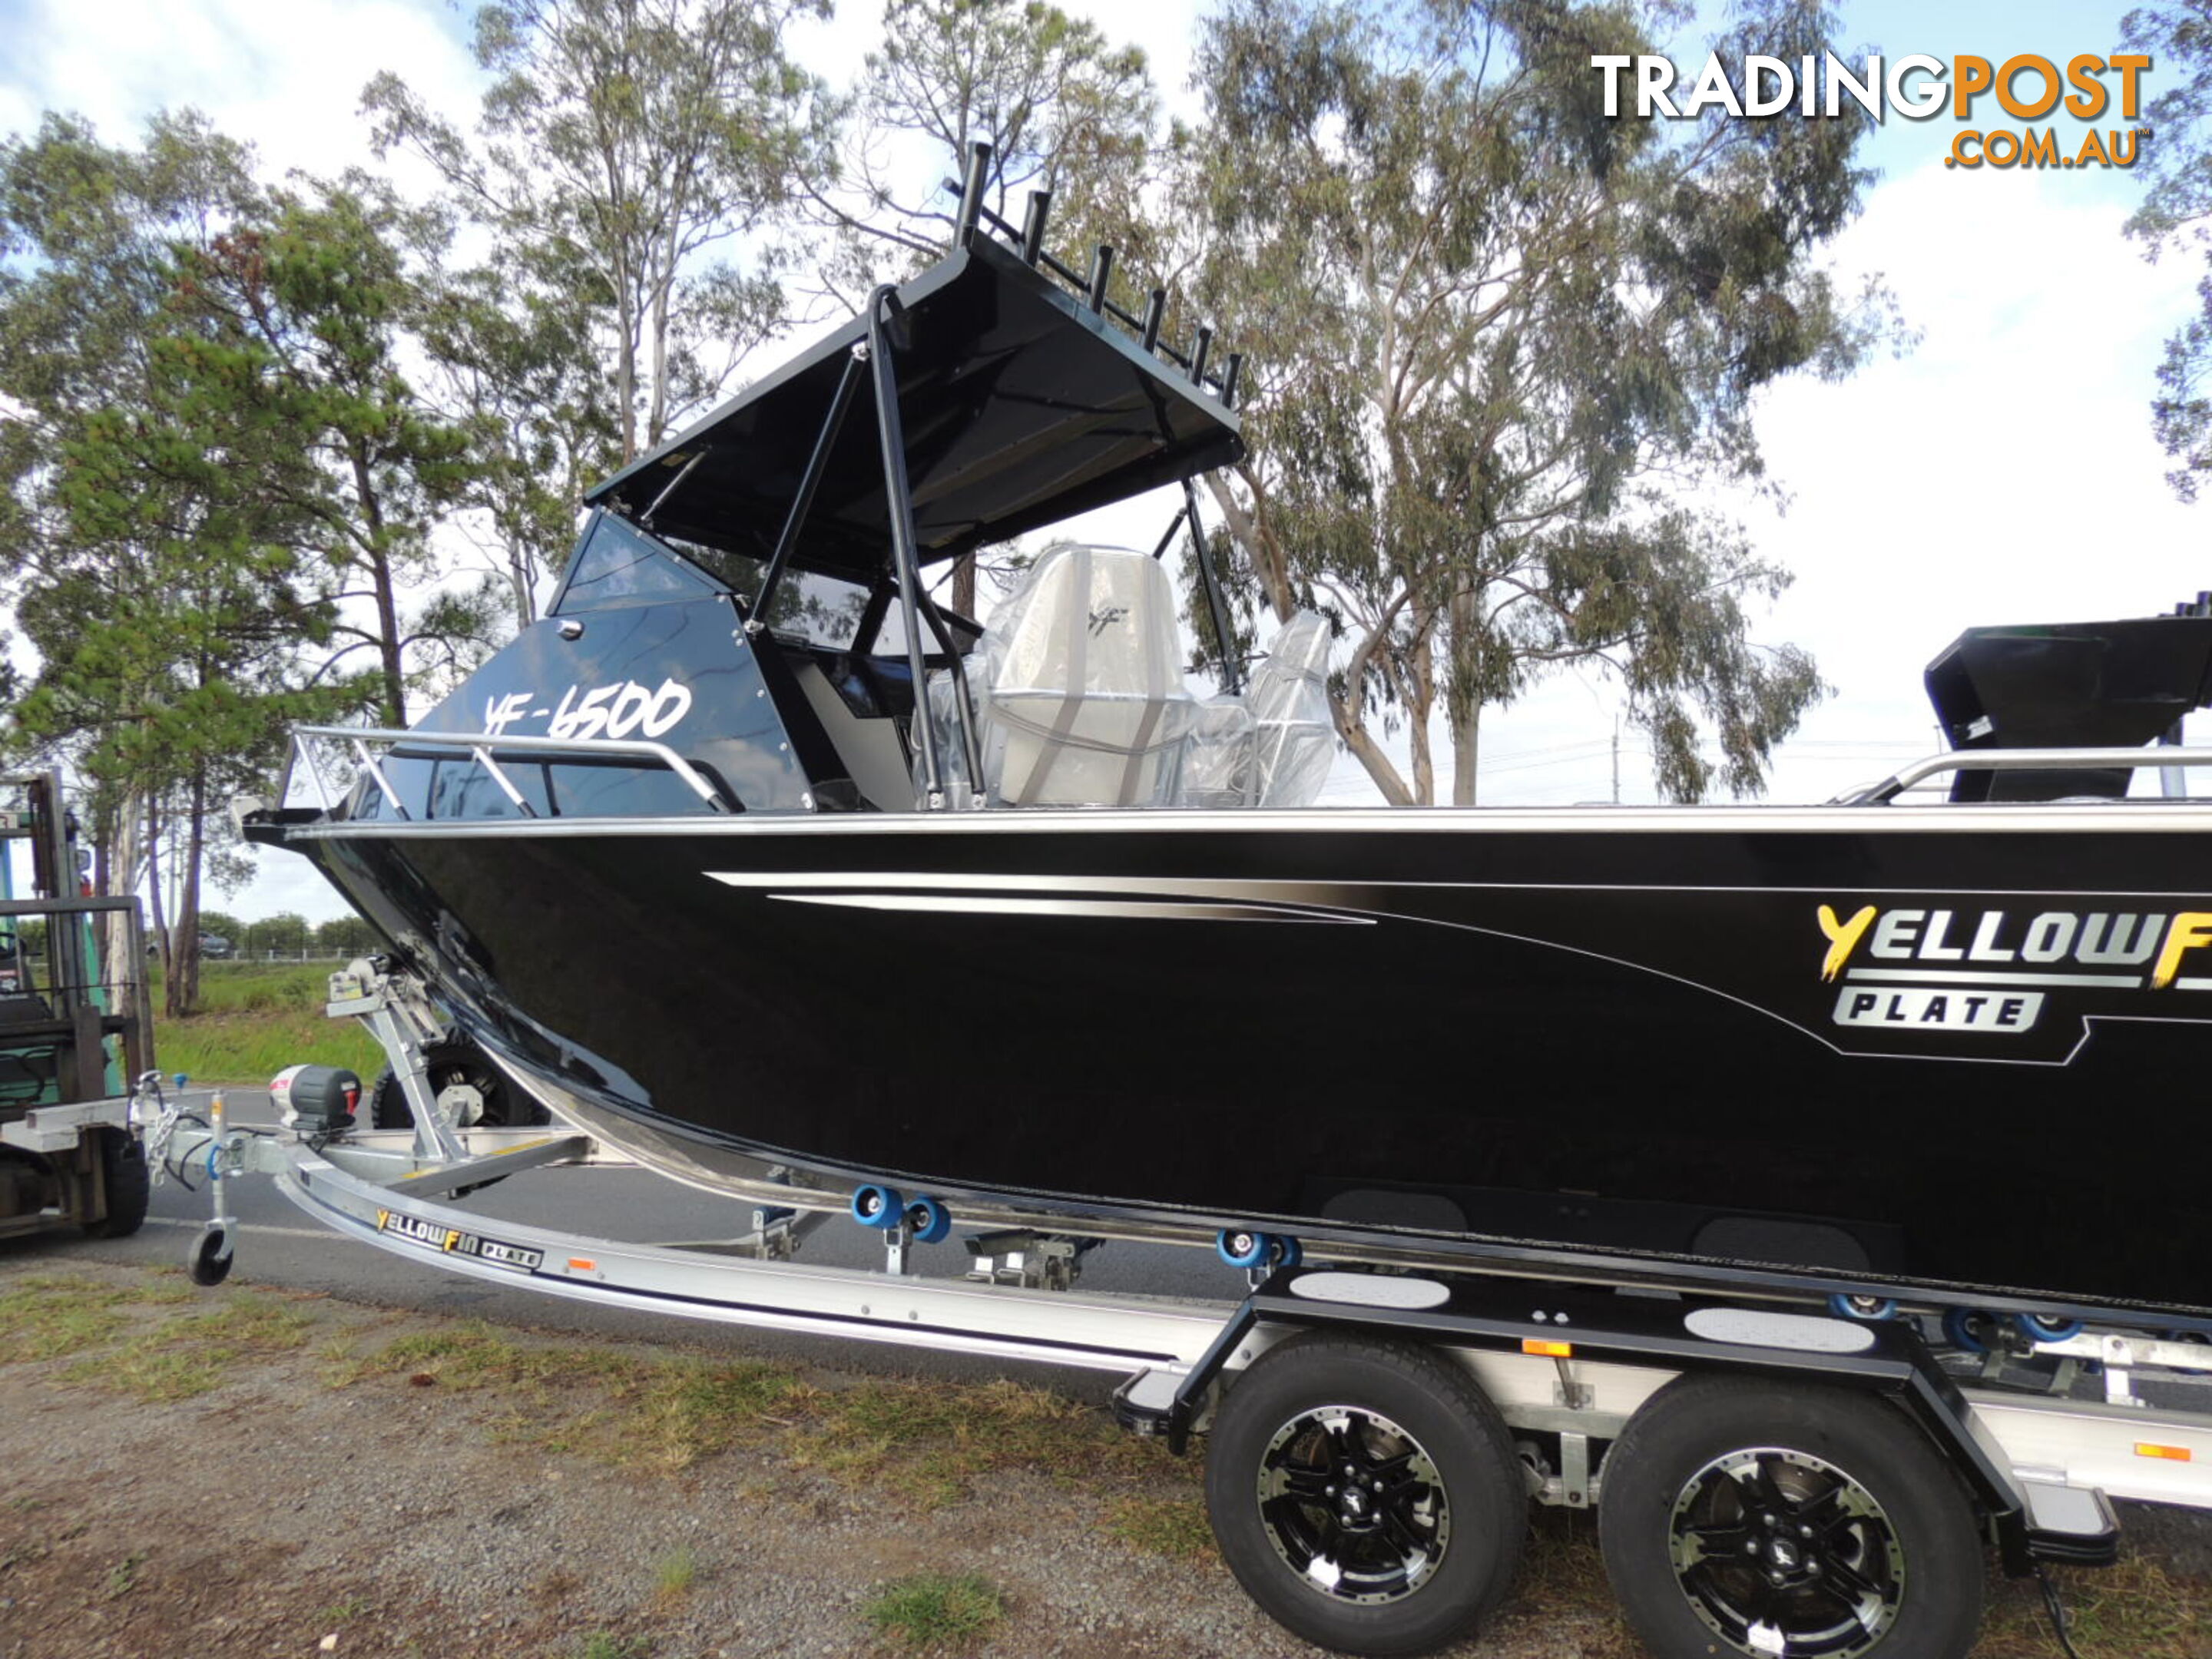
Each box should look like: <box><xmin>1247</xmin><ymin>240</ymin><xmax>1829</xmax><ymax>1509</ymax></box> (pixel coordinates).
<box><xmin>568</xmin><ymin>1257</ymin><xmax>597</xmax><ymax>1273</ymax></box>
<box><xmin>1522</xmin><ymin>1338</ymin><xmax>1574</xmax><ymax>1357</ymax></box>
<box><xmin>2135</xmin><ymin>1442</ymin><xmax>2194</xmax><ymax>1462</ymax></box>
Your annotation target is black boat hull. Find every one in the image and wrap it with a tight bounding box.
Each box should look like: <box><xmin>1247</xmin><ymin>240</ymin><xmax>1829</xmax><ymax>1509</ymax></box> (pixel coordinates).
<box><xmin>274</xmin><ymin>805</ymin><xmax>2212</xmax><ymax>1326</ymax></box>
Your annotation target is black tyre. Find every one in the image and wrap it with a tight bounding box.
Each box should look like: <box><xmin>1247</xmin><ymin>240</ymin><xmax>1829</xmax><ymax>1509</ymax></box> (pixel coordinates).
<box><xmin>188</xmin><ymin>1221</ymin><xmax>233</xmax><ymax>1286</ymax></box>
<box><xmin>369</xmin><ymin>1040</ymin><xmax>547</xmax><ymax>1130</ymax></box>
<box><xmin>81</xmin><ymin>1126</ymin><xmax>149</xmax><ymax>1239</ymax></box>
<box><xmin>1598</xmin><ymin>1376</ymin><xmax>1984</xmax><ymax>1659</ymax></box>
<box><xmin>1204</xmin><ymin>1335</ymin><xmax>1525</xmax><ymax>1657</ymax></box>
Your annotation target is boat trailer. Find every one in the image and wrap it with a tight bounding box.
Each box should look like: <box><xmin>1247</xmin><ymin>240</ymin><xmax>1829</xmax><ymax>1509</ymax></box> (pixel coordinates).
<box><xmin>138</xmin><ymin>965</ymin><xmax>2212</xmax><ymax>1659</ymax></box>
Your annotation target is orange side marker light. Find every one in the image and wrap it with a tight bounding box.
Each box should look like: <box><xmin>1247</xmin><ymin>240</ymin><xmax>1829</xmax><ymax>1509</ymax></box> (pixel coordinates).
<box><xmin>2136</xmin><ymin>1442</ymin><xmax>2193</xmax><ymax>1462</ymax></box>
<box><xmin>1522</xmin><ymin>1339</ymin><xmax>1574</xmax><ymax>1358</ymax></box>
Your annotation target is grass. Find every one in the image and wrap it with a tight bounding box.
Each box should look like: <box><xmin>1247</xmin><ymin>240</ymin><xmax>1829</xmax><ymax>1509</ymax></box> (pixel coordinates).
<box><xmin>1976</xmin><ymin>1555</ymin><xmax>2212</xmax><ymax>1658</ymax></box>
<box><xmin>333</xmin><ymin>1321</ymin><xmax>1156</xmax><ymax>1505</ymax></box>
<box><xmin>157</xmin><ymin>959</ymin><xmax>385</xmax><ymax>1084</ymax></box>
<box><xmin>340</xmin><ymin>1323</ymin><xmax>810</xmax><ymax>1471</ymax></box>
<box><xmin>651</xmin><ymin>1545</ymin><xmax>697</xmax><ymax>1599</ymax></box>
<box><xmin>861</xmin><ymin>1572</ymin><xmax>1005</xmax><ymax>1651</ymax></box>
<box><xmin>67</xmin><ymin>1294</ymin><xmax>313</xmax><ymax>1402</ymax></box>
<box><xmin>0</xmin><ymin>1275</ymin><xmax>137</xmax><ymax>1362</ymax></box>
<box><xmin>791</xmin><ymin>1374</ymin><xmax>1155</xmax><ymax>1507</ymax></box>
<box><xmin>1105</xmin><ymin>1494</ymin><xmax>1216</xmax><ymax>1561</ymax></box>
<box><xmin>571</xmin><ymin>1635</ymin><xmax>651</xmax><ymax>1659</ymax></box>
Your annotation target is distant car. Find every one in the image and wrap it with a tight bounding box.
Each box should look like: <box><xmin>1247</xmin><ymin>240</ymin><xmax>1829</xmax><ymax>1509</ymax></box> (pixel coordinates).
<box><xmin>198</xmin><ymin>933</ymin><xmax>232</xmax><ymax>959</ymax></box>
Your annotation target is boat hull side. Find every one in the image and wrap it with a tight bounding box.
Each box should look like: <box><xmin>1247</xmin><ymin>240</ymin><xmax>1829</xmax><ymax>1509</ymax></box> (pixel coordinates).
<box><xmin>283</xmin><ymin>812</ymin><xmax>2212</xmax><ymax>1322</ymax></box>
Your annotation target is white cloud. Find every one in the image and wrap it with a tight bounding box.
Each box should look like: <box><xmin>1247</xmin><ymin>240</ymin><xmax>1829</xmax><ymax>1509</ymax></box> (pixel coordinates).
<box><xmin>0</xmin><ymin>0</ymin><xmax>482</xmax><ymax>186</ymax></box>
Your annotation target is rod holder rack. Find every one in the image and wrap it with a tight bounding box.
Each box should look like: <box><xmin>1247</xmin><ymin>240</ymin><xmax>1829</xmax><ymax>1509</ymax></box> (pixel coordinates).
<box><xmin>944</xmin><ymin>141</ymin><xmax>1244</xmax><ymax>412</ymax></box>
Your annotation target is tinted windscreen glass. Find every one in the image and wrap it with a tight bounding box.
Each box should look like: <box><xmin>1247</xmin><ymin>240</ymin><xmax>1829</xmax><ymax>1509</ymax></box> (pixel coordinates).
<box><xmin>557</xmin><ymin>515</ymin><xmax>718</xmax><ymax>613</ymax></box>
<box><xmin>559</xmin><ymin>513</ymin><xmax>876</xmax><ymax>647</ymax></box>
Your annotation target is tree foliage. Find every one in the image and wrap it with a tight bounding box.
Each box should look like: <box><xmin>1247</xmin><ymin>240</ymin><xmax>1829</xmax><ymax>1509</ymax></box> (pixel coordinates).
<box><xmin>366</xmin><ymin>0</ymin><xmax>835</xmax><ymax>465</ymax></box>
<box><xmin>815</xmin><ymin>0</ymin><xmax>1157</xmax><ymax>280</ymax></box>
<box><xmin>813</xmin><ymin>0</ymin><xmax>1161</xmax><ymax>610</ymax></box>
<box><xmin>1184</xmin><ymin>0</ymin><xmax>1884</xmax><ymax>803</ymax></box>
<box><xmin>0</xmin><ymin>118</ymin><xmax>496</xmax><ymax>1010</ymax></box>
<box><xmin>2123</xmin><ymin>2</ymin><xmax>2212</xmax><ymax>497</ymax></box>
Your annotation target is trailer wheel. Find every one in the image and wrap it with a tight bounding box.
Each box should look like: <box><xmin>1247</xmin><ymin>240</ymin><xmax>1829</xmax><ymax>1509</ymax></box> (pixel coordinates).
<box><xmin>1598</xmin><ymin>1376</ymin><xmax>1982</xmax><ymax>1659</ymax></box>
<box><xmin>369</xmin><ymin>1041</ymin><xmax>548</xmax><ymax>1130</ymax></box>
<box><xmin>1205</xmin><ymin>1335</ymin><xmax>1523</xmax><ymax>1657</ymax></box>
<box><xmin>81</xmin><ymin>1127</ymin><xmax>149</xmax><ymax>1239</ymax></box>
<box><xmin>187</xmin><ymin>1221</ymin><xmax>233</xmax><ymax>1286</ymax></box>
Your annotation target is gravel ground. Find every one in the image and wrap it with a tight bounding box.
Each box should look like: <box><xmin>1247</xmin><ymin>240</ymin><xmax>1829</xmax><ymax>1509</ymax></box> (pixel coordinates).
<box><xmin>1</xmin><ymin>1257</ymin><xmax>2206</xmax><ymax>1659</ymax></box>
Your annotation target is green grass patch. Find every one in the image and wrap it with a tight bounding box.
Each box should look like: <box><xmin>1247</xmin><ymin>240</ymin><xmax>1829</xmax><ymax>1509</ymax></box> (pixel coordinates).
<box><xmin>191</xmin><ymin>961</ymin><xmax>337</xmax><ymax>1013</ymax></box>
<box><xmin>365</xmin><ymin>1322</ymin><xmax>644</xmax><ymax>1392</ymax></box>
<box><xmin>347</xmin><ymin>1323</ymin><xmax>808</xmax><ymax>1471</ymax></box>
<box><xmin>1104</xmin><ymin>1494</ymin><xmax>1216</xmax><ymax>1562</ymax></box>
<box><xmin>70</xmin><ymin>1294</ymin><xmax>313</xmax><ymax>1402</ymax></box>
<box><xmin>862</xmin><ymin>1572</ymin><xmax>1004</xmax><ymax>1651</ymax></box>
<box><xmin>0</xmin><ymin>1275</ymin><xmax>137</xmax><ymax>1361</ymax></box>
<box><xmin>651</xmin><ymin>1545</ymin><xmax>697</xmax><ymax>1599</ymax></box>
<box><xmin>158</xmin><ymin>1005</ymin><xmax>384</xmax><ymax>1088</ymax></box>
<box><xmin>1977</xmin><ymin>1555</ymin><xmax>2212</xmax><ymax>1657</ymax></box>
<box><xmin>625</xmin><ymin>1359</ymin><xmax>813</xmax><ymax>1470</ymax></box>
<box><xmin>794</xmin><ymin>1374</ymin><xmax>1154</xmax><ymax>1506</ymax></box>
<box><xmin>103</xmin><ymin>1551</ymin><xmax>145</xmax><ymax>1600</ymax></box>
<box><xmin>571</xmin><ymin>1634</ymin><xmax>651</xmax><ymax>1659</ymax></box>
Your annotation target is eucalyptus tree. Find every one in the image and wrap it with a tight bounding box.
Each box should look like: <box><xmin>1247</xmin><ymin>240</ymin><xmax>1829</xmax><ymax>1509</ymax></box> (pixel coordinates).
<box><xmin>412</xmin><ymin>243</ymin><xmax>621</xmax><ymax>628</ymax></box>
<box><xmin>816</xmin><ymin>0</ymin><xmax>1158</xmax><ymax>275</ymax></box>
<box><xmin>1187</xmin><ymin>0</ymin><xmax>1883</xmax><ymax>804</ymax></box>
<box><xmin>0</xmin><ymin>111</ymin><xmax>275</xmax><ymax>1002</ymax></box>
<box><xmin>148</xmin><ymin>177</ymin><xmax>496</xmax><ymax>729</ymax></box>
<box><xmin>2</xmin><ymin>123</ymin><xmax>494</xmax><ymax>1009</ymax></box>
<box><xmin>2122</xmin><ymin>3</ymin><xmax>2212</xmax><ymax>497</ymax></box>
<box><xmin>366</xmin><ymin>0</ymin><xmax>836</xmax><ymax>465</ymax></box>
<box><xmin>806</xmin><ymin>0</ymin><xmax>1159</xmax><ymax>611</ymax></box>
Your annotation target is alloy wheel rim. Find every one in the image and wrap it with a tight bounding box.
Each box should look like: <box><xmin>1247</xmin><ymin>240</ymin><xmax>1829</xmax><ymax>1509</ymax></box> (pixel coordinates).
<box><xmin>1667</xmin><ymin>1445</ymin><xmax>1905</xmax><ymax>1658</ymax></box>
<box><xmin>1254</xmin><ymin>1404</ymin><xmax>1451</xmax><ymax>1605</ymax></box>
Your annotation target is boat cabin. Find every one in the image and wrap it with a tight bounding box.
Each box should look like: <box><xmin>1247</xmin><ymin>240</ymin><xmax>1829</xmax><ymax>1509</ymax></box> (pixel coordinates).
<box><xmin>315</xmin><ymin>144</ymin><xmax>1335</xmax><ymax>825</ymax></box>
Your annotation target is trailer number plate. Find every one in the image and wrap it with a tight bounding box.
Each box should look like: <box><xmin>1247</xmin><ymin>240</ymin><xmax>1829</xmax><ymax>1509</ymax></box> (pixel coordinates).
<box><xmin>375</xmin><ymin>1209</ymin><xmax>545</xmax><ymax>1273</ymax></box>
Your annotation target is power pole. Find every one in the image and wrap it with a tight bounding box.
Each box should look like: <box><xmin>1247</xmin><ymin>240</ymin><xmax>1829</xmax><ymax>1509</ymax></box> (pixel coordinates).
<box><xmin>1611</xmin><ymin>714</ymin><xmax>1621</xmax><ymax>806</ymax></box>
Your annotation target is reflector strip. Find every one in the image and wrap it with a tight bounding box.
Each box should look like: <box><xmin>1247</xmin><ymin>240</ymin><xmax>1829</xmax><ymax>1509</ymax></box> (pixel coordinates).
<box><xmin>1522</xmin><ymin>1339</ymin><xmax>1573</xmax><ymax>1358</ymax></box>
<box><xmin>568</xmin><ymin>1258</ymin><xmax>596</xmax><ymax>1272</ymax></box>
<box><xmin>2136</xmin><ymin>1442</ymin><xmax>2194</xmax><ymax>1462</ymax></box>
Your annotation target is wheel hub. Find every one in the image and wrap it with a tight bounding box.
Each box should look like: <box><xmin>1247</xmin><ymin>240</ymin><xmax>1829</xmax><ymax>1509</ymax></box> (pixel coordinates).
<box><xmin>1667</xmin><ymin>1446</ymin><xmax>1904</xmax><ymax>1658</ymax></box>
<box><xmin>1255</xmin><ymin>1406</ymin><xmax>1451</xmax><ymax>1606</ymax></box>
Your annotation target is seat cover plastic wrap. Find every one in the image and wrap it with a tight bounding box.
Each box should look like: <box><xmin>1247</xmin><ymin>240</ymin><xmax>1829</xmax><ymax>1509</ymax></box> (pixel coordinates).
<box><xmin>1178</xmin><ymin>694</ymin><xmax>1258</xmax><ymax>809</ymax></box>
<box><xmin>1250</xmin><ymin>611</ymin><xmax>1336</xmax><ymax>808</ymax></box>
<box><xmin>977</xmin><ymin>545</ymin><xmax>1197</xmax><ymax>806</ymax></box>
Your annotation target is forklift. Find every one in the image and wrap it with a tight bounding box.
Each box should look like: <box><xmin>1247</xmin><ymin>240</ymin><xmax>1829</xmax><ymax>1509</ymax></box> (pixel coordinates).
<box><xmin>0</xmin><ymin>771</ymin><xmax>154</xmax><ymax>1240</ymax></box>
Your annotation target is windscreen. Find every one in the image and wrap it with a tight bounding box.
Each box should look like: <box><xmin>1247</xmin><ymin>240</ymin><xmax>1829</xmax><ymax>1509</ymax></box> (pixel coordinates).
<box><xmin>555</xmin><ymin>512</ymin><xmax>874</xmax><ymax>648</ymax></box>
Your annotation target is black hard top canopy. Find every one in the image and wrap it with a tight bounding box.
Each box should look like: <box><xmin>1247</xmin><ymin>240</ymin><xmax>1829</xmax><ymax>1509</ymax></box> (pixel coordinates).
<box><xmin>1926</xmin><ymin>611</ymin><xmax>2212</xmax><ymax>800</ymax></box>
<box><xmin>587</xmin><ymin>233</ymin><xmax>1245</xmax><ymax>583</ymax></box>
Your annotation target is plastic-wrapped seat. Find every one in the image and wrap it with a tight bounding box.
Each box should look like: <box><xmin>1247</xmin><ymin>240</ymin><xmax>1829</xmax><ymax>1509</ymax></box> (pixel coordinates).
<box><xmin>977</xmin><ymin>545</ymin><xmax>1197</xmax><ymax>806</ymax></box>
<box><xmin>1250</xmin><ymin>611</ymin><xmax>1335</xmax><ymax>807</ymax></box>
<box><xmin>1179</xmin><ymin>695</ymin><xmax>1258</xmax><ymax>809</ymax></box>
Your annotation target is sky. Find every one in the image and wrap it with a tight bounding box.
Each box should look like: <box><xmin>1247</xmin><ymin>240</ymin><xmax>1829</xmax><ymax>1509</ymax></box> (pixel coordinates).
<box><xmin>0</xmin><ymin>0</ymin><xmax>2203</xmax><ymax>919</ymax></box>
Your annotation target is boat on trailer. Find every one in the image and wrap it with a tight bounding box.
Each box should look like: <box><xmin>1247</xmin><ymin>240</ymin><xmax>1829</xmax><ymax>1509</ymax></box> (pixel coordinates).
<box><xmin>245</xmin><ymin>142</ymin><xmax>2212</xmax><ymax>1341</ymax></box>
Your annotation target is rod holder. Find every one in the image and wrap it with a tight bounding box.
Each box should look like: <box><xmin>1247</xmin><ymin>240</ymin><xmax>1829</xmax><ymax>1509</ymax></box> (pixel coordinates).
<box><xmin>1020</xmin><ymin>190</ymin><xmax>1052</xmax><ymax>263</ymax></box>
<box><xmin>1190</xmin><ymin>325</ymin><xmax>1214</xmax><ymax>389</ymax></box>
<box><xmin>1220</xmin><ymin>353</ymin><xmax>1244</xmax><ymax>411</ymax></box>
<box><xmin>1141</xmin><ymin>288</ymin><xmax>1167</xmax><ymax>352</ymax></box>
<box><xmin>954</xmin><ymin>140</ymin><xmax>994</xmax><ymax>248</ymax></box>
<box><xmin>1086</xmin><ymin>244</ymin><xmax>1116</xmax><ymax>313</ymax></box>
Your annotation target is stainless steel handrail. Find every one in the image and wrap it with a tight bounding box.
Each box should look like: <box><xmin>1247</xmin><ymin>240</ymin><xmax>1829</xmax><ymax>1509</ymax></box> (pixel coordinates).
<box><xmin>289</xmin><ymin>725</ymin><xmax>731</xmax><ymax>816</ymax></box>
<box><xmin>1844</xmin><ymin>747</ymin><xmax>2212</xmax><ymax>805</ymax></box>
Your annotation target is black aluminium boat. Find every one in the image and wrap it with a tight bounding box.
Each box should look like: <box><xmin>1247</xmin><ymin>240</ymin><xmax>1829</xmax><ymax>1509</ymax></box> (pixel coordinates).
<box><xmin>246</xmin><ymin>150</ymin><xmax>2212</xmax><ymax>1333</ymax></box>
